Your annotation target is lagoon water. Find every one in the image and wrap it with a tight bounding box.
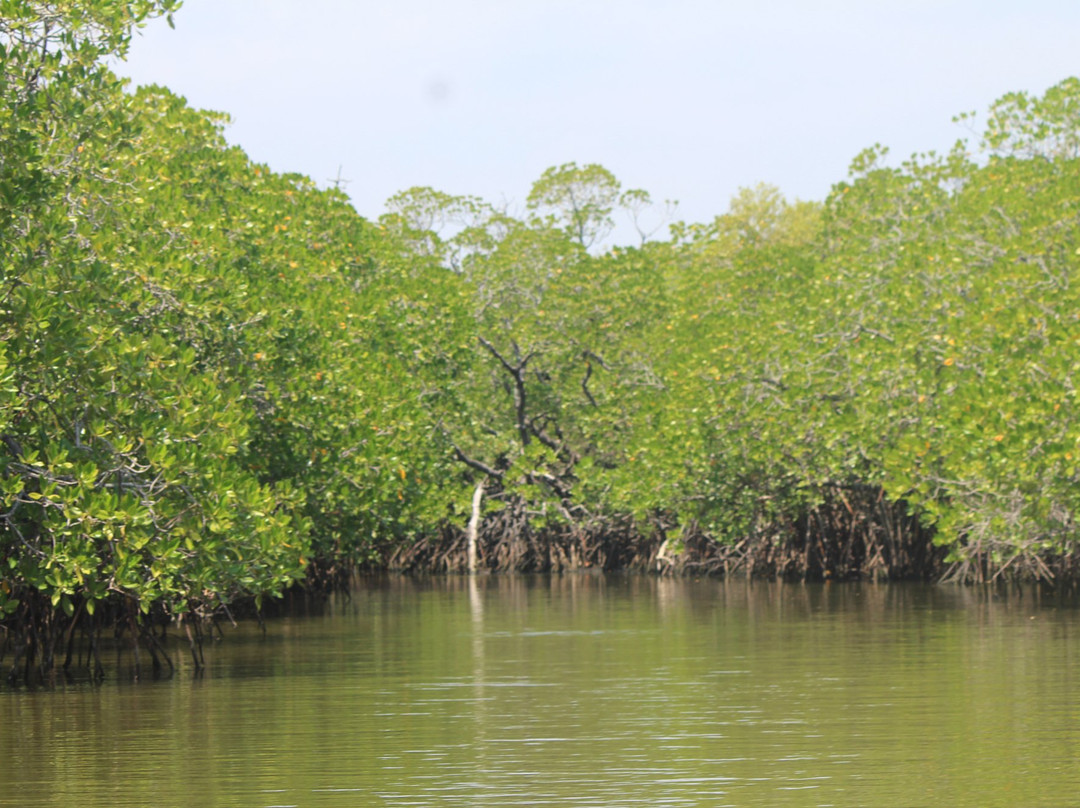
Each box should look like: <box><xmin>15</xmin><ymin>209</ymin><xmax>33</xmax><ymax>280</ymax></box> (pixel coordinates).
<box><xmin>2</xmin><ymin>575</ymin><xmax>1079</xmax><ymax>807</ymax></box>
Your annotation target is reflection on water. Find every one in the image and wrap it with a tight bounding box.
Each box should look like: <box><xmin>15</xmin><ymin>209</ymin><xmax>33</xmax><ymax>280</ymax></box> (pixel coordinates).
<box><xmin>2</xmin><ymin>576</ymin><xmax>1080</xmax><ymax>807</ymax></box>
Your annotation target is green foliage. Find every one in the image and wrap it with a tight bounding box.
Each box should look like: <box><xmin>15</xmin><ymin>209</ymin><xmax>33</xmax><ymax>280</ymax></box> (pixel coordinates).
<box><xmin>527</xmin><ymin>162</ymin><xmax>633</xmax><ymax>250</ymax></box>
<box><xmin>0</xmin><ymin>1</ymin><xmax>466</xmax><ymax>643</ymax></box>
<box><xmin>5</xmin><ymin>0</ymin><xmax>1080</xmax><ymax>664</ymax></box>
<box><xmin>975</xmin><ymin>76</ymin><xmax>1080</xmax><ymax>159</ymax></box>
<box><xmin>394</xmin><ymin>75</ymin><xmax>1080</xmax><ymax>575</ymax></box>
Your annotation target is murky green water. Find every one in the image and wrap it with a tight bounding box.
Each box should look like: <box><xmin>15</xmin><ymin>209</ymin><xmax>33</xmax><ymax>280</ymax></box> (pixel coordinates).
<box><xmin>2</xmin><ymin>576</ymin><xmax>1080</xmax><ymax>806</ymax></box>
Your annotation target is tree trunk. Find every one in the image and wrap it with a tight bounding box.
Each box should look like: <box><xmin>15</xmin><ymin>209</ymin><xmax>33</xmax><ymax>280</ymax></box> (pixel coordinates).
<box><xmin>466</xmin><ymin>481</ymin><xmax>484</xmax><ymax>574</ymax></box>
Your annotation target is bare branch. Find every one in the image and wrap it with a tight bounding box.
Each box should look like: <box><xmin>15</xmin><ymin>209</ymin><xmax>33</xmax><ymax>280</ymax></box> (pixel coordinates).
<box><xmin>478</xmin><ymin>335</ymin><xmax>535</xmax><ymax>448</ymax></box>
<box><xmin>450</xmin><ymin>441</ymin><xmax>504</xmax><ymax>480</ymax></box>
<box><xmin>581</xmin><ymin>361</ymin><xmax>598</xmax><ymax>408</ymax></box>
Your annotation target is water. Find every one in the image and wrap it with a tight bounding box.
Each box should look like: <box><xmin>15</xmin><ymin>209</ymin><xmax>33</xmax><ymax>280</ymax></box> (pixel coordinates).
<box><xmin>2</xmin><ymin>575</ymin><xmax>1079</xmax><ymax>807</ymax></box>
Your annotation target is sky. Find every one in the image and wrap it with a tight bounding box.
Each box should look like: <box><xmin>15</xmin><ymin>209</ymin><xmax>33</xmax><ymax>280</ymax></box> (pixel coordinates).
<box><xmin>114</xmin><ymin>1</ymin><xmax>1080</xmax><ymax>236</ymax></box>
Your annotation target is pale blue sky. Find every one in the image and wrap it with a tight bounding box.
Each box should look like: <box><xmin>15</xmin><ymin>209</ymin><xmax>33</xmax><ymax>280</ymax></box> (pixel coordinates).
<box><xmin>115</xmin><ymin>1</ymin><xmax>1080</xmax><ymax>234</ymax></box>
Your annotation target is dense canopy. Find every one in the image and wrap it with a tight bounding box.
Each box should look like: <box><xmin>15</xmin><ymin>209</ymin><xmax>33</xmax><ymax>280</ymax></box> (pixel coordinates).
<box><xmin>3</xmin><ymin>1</ymin><xmax>1080</xmax><ymax>682</ymax></box>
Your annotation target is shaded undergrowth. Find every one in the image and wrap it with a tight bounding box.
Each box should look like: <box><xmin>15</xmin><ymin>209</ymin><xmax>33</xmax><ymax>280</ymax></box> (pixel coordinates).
<box><xmin>387</xmin><ymin>489</ymin><xmax>943</xmax><ymax>581</ymax></box>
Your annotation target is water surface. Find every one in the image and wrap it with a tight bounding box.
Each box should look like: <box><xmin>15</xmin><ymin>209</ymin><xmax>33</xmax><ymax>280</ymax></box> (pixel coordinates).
<box><xmin>2</xmin><ymin>576</ymin><xmax>1079</xmax><ymax>806</ymax></box>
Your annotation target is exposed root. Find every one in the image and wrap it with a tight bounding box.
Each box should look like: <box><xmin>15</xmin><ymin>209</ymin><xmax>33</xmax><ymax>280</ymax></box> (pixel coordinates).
<box><xmin>385</xmin><ymin>488</ymin><xmax>944</xmax><ymax>581</ymax></box>
<box><xmin>0</xmin><ymin>594</ymin><xmax>215</xmax><ymax>687</ymax></box>
<box><xmin>941</xmin><ymin>536</ymin><xmax>1080</xmax><ymax>589</ymax></box>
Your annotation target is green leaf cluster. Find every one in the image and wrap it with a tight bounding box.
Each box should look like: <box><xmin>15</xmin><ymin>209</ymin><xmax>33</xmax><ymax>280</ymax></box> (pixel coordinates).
<box><xmin>6</xmin><ymin>0</ymin><xmax>1080</xmax><ymax>657</ymax></box>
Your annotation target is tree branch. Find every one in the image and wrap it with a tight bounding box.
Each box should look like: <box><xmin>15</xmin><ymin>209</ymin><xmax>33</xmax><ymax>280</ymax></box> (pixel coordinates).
<box><xmin>450</xmin><ymin>441</ymin><xmax>503</xmax><ymax>480</ymax></box>
<box><xmin>581</xmin><ymin>360</ymin><xmax>598</xmax><ymax>408</ymax></box>
<box><xmin>478</xmin><ymin>335</ymin><xmax>534</xmax><ymax>448</ymax></box>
